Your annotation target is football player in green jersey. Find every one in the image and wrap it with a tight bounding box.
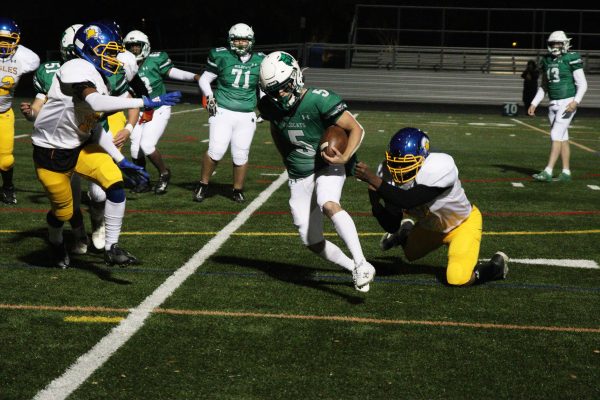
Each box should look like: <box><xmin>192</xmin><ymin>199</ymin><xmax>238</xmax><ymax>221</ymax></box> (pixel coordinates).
<box><xmin>258</xmin><ymin>51</ymin><xmax>375</xmax><ymax>292</ymax></box>
<box><xmin>124</xmin><ymin>29</ymin><xmax>200</xmax><ymax>195</ymax></box>
<box><xmin>193</xmin><ymin>23</ymin><xmax>265</xmax><ymax>203</ymax></box>
<box><xmin>528</xmin><ymin>31</ymin><xmax>587</xmax><ymax>182</ymax></box>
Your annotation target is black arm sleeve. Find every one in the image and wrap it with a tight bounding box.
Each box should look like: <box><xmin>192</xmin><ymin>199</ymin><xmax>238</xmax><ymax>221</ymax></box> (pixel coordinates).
<box><xmin>128</xmin><ymin>74</ymin><xmax>149</xmax><ymax>98</ymax></box>
<box><xmin>377</xmin><ymin>181</ymin><xmax>449</xmax><ymax>210</ymax></box>
<box><xmin>369</xmin><ymin>190</ymin><xmax>402</xmax><ymax>233</ymax></box>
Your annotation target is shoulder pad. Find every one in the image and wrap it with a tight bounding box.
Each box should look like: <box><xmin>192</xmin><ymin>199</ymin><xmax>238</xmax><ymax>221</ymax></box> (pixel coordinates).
<box><xmin>58</xmin><ymin>59</ymin><xmax>100</xmax><ymax>84</ymax></box>
<box><xmin>149</xmin><ymin>52</ymin><xmax>162</xmax><ymax>57</ymax></box>
<box><xmin>416</xmin><ymin>153</ymin><xmax>458</xmax><ymax>188</ymax></box>
<box><xmin>215</xmin><ymin>47</ymin><xmax>227</xmax><ymax>52</ymax></box>
<box><xmin>15</xmin><ymin>45</ymin><xmax>41</xmax><ymax>72</ymax></box>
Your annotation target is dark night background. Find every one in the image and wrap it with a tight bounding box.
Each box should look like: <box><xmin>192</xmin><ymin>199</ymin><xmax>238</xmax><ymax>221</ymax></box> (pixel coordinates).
<box><xmin>9</xmin><ymin>0</ymin><xmax>600</xmax><ymax>61</ymax></box>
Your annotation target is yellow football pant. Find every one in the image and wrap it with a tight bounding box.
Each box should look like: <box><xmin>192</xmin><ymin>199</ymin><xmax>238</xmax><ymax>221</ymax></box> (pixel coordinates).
<box><xmin>404</xmin><ymin>205</ymin><xmax>482</xmax><ymax>286</ymax></box>
<box><xmin>0</xmin><ymin>108</ymin><xmax>15</xmax><ymax>171</ymax></box>
<box><xmin>107</xmin><ymin>112</ymin><xmax>127</xmax><ymax>152</ymax></box>
<box><xmin>107</xmin><ymin>112</ymin><xmax>126</xmax><ymax>137</ymax></box>
<box><xmin>35</xmin><ymin>144</ymin><xmax>123</xmax><ymax>221</ymax></box>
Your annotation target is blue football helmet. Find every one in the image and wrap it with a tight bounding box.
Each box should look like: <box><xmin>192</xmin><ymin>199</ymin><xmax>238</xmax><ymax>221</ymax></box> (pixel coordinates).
<box><xmin>386</xmin><ymin>127</ymin><xmax>430</xmax><ymax>184</ymax></box>
<box><xmin>0</xmin><ymin>18</ymin><xmax>20</xmax><ymax>58</ymax></box>
<box><xmin>97</xmin><ymin>19</ymin><xmax>123</xmax><ymax>40</ymax></box>
<box><xmin>73</xmin><ymin>22</ymin><xmax>124</xmax><ymax>76</ymax></box>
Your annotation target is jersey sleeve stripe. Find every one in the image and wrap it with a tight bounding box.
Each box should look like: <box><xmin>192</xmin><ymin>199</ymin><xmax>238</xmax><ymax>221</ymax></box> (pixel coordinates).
<box><xmin>323</xmin><ymin>101</ymin><xmax>348</xmax><ymax>120</ymax></box>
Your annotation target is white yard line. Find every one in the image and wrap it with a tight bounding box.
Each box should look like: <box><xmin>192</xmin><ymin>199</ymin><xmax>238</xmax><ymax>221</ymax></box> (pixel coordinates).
<box><xmin>481</xmin><ymin>258</ymin><xmax>599</xmax><ymax>269</ymax></box>
<box><xmin>33</xmin><ymin>171</ymin><xmax>289</xmax><ymax>400</ymax></box>
<box><xmin>511</xmin><ymin>118</ymin><xmax>597</xmax><ymax>153</ymax></box>
<box><xmin>511</xmin><ymin>258</ymin><xmax>599</xmax><ymax>269</ymax></box>
<box><xmin>511</xmin><ymin>182</ymin><xmax>524</xmax><ymax>187</ymax></box>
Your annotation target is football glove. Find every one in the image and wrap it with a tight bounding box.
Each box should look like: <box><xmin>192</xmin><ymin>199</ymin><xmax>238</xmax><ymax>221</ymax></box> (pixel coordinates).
<box><xmin>117</xmin><ymin>158</ymin><xmax>150</xmax><ymax>188</ymax></box>
<box><xmin>139</xmin><ymin>109</ymin><xmax>154</xmax><ymax>124</ymax></box>
<box><xmin>142</xmin><ymin>91</ymin><xmax>182</xmax><ymax>109</ymax></box>
<box><xmin>207</xmin><ymin>96</ymin><xmax>217</xmax><ymax>117</ymax></box>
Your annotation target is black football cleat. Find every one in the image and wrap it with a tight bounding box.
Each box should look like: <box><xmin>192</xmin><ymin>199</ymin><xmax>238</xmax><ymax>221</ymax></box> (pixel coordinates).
<box><xmin>192</xmin><ymin>183</ymin><xmax>208</xmax><ymax>203</ymax></box>
<box><xmin>232</xmin><ymin>189</ymin><xmax>245</xmax><ymax>203</ymax></box>
<box><xmin>154</xmin><ymin>169</ymin><xmax>171</xmax><ymax>195</ymax></box>
<box><xmin>104</xmin><ymin>244</ymin><xmax>139</xmax><ymax>266</ymax></box>
<box><xmin>1</xmin><ymin>186</ymin><xmax>17</xmax><ymax>205</ymax></box>
<box><xmin>51</xmin><ymin>242</ymin><xmax>70</xmax><ymax>269</ymax></box>
<box><xmin>474</xmin><ymin>251</ymin><xmax>509</xmax><ymax>283</ymax></box>
<box><xmin>489</xmin><ymin>251</ymin><xmax>509</xmax><ymax>280</ymax></box>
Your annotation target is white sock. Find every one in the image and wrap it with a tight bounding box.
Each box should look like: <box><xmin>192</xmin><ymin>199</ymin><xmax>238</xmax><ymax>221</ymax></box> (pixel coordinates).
<box><xmin>48</xmin><ymin>225</ymin><xmax>63</xmax><ymax>246</ymax></box>
<box><xmin>544</xmin><ymin>167</ymin><xmax>553</xmax><ymax>175</ymax></box>
<box><xmin>88</xmin><ymin>182</ymin><xmax>107</xmax><ymax>202</ymax></box>
<box><xmin>330</xmin><ymin>210</ymin><xmax>365</xmax><ymax>266</ymax></box>
<box><xmin>318</xmin><ymin>240</ymin><xmax>355</xmax><ymax>271</ymax></box>
<box><xmin>104</xmin><ymin>199</ymin><xmax>125</xmax><ymax>250</ymax></box>
<box><xmin>562</xmin><ymin>169</ymin><xmax>571</xmax><ymax>175</ymax></box>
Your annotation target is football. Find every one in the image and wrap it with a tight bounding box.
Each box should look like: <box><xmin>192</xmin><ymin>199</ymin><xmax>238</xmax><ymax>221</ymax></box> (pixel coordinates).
<box><xmin>319</xmin><ymin>125</ymin><xmax>348</xmax><ymax>157</ymax></box>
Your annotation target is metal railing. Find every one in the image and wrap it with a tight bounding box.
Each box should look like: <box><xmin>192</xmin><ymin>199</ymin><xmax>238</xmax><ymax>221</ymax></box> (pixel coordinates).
<box><xmin>163</xmin><ymin>43</ymin><xmax>600</xmax><ymax>75</ymax></box>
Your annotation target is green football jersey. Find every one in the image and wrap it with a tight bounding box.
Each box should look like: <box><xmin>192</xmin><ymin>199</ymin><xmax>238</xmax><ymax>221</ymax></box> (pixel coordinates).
<box><xmin>105</xmin><ymin>68</ymin><xmax>129</xmax><ymax>97</ymax></box>
<box><xmin>137</xmin><ymin>51</ymin><xmax>173</xmax><ymax>98</ymax></box>
<box><xmin>258</xmin><ymin>88</ymin><xmax>348</xmax><ymax>179</ymax></box>
<box><xmin>33</xmin><ymin>60</ymin><xmax>62</xmax><ymax>95</ymax></box>
<box><xmin>540</xmin><ymin>52</ymin><xmax>583</xmax><ymax>100</ymax></box>
<box><xmin>206</xmin><ymin>48</ymin><xmax>264</xmax><ymax>112</ymax></box>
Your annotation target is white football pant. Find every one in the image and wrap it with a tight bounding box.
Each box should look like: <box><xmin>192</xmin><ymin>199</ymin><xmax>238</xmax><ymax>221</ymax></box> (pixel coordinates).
<box><xmin>548</xmin><ymin>97</ymin><xmax>576</xmax><ymax>141</ymax></box>
<box><xmin>288</xmin><ymin>164</ymin><xmax>346</xmax><ymax>246</ymax></box>
<box><xmin>130</xmin><ymin>105</ymin><xmax>171</xmax><ymax>159</ymax></box>
<box><xmin>207</xmin><ymin>107</ymin><xmax>256</xmax><ymax>165</ymax></box>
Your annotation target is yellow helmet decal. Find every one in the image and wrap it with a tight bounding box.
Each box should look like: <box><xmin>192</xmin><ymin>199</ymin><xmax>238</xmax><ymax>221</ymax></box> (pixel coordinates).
<box><xmin>85</xmin><ymin>26</ymin><xmax>99</xmax><ymax>40</ymax></box>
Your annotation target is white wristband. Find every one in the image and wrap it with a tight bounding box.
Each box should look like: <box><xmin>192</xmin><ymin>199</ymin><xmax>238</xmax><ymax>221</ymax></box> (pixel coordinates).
<box><xmin>124</xmin><ymin>123</ymin><xmax>134</xmax><ymax>133</ymax></box>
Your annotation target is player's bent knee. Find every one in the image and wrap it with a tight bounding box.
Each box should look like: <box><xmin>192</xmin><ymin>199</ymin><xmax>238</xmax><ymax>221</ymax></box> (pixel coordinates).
<box><xmin>321</xmin><ymin>201</ymin><xmax>341</xmax><ymax>218</ymax></box>
<box><xmin>0</xmin><ymin>154</ymin><xmax>14</xmax><ymax>171</ymax></box>
<box><xmin>207</xmin><ymin>149</ymin><xmax>225</xmax><ymax>162</ymax></box>
<box><xmin>54</xmin><ymin>206</ymin><xmax>74</xmax><ymax>222</ymax></box>
<box><xmin>232</xmin><ymin>151</ymin><xmax>249</xmax><ymax>166</ymax></box>
<box><xmin>105</xmin><ymin>182</ymin><xmax>126</xmax><ymax>203</ymax></box>
<box><xmin>140</xmin><ymin>143</ymin><xmax>156</xmax><ymax>156</ymax></box>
